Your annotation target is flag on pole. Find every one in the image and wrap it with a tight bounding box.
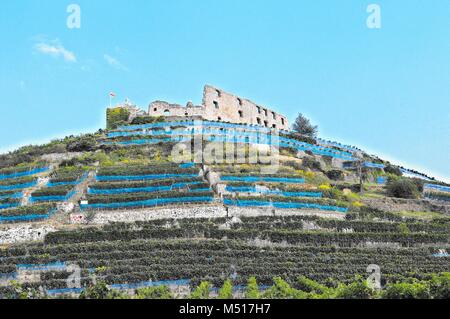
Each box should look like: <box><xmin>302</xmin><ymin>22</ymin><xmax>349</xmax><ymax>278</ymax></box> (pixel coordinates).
<box><xmin>109</xmin><ymin>92</ymin><xmax>116</xmax><ymax>108</ymax></box>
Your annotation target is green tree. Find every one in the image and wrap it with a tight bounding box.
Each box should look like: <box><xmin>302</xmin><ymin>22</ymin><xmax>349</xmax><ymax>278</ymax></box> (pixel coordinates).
<box><xmin>386</xmin><ymin>178</ymin><xmax>420</xmax><ymax>199</ymax></box>
<box><xmin>190</xmin><ymin>281</ymin><xmax>211</xmax><ymax>299</ymax></box>
<box><xmin>136</xmin><ymin>286</ymin><xmax>173</xmax><ymax>299</ymax></box>
<box><xmin>106</xmin><ymin>107</ymin><xmax>130</xmax><ymax>130</ymax></box>
<box><xmin>79</xmin><ymin>281</ymin><xmax>110</xmax><ymax>299</ymax></box>
<box><xmin>218</xmin><ymin>280</ymin><xmax>233</xmax><ymax>299</ymax></box>
<box><xmin>245</xmin><ymin>277</ymin><xmax>260</xmax><ymax>299</ymax></box>
<box><xmin>292</xmin><ymin>114</ymin><xmax>318</xmax><ymax>138</ymax></box>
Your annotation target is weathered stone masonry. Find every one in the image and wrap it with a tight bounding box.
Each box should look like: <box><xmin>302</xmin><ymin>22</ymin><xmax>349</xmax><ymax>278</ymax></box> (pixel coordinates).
<box><xmin>148</xmin><ymin>85</ymin><xmax>290</xmax><ymax>130</ymax></box>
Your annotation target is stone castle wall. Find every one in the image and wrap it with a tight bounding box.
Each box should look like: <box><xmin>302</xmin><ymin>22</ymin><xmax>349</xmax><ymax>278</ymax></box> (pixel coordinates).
<box><xmin>147</xmin><ymin>85</ymin><xmax>290</xmax><ymax>130</ymax></box>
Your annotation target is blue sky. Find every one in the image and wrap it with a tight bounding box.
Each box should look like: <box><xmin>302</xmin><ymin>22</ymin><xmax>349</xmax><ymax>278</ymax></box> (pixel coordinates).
<box><xmin>0</xmin><ymin>0</ymin><xmax>449</xmax><ymax>182</ymax></box>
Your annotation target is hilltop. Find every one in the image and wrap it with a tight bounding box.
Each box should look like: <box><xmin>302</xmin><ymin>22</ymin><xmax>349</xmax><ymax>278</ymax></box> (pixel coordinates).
<box><xmin>0</xmin><ymin>86</ymin><xmax>449</xmax><ymax>299</ymax></box>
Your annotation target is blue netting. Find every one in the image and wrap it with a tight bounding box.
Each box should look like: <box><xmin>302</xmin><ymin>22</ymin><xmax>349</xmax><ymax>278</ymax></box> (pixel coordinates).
<box><xmin>17</xmin><ymin>262</ymin><xmax>66</xmax><ymax>272</ymax></box>
<box><xmin>0</xmin><ymin>192</ymin><xmax>22</xmax><ymax>200</ymax></box>
<box><xmin>364</xmin><ymin>162</ymin><xmax>385</xmax><ymax>169</ymax></box>
<box><xmin>110</xmin><ymin>121</ymin><xmax>355</xmax><ymax>160</ymax></box>
<box><xmin>223</xmin><ymin>198</ymin><xmax>348</xmax><ymax>212</ymax></box>
<box><xmin>0</xmin><ymin>167</ymin><xmax>49</xmax><ymax>181</ymax></box>
<box><xmin>96</xmin><ymin>173</ymin><xmax>199</xmax><ymax>182</ymax></box>
<box><xmin>179</xmin><ymin>163</ymin><xmax>196</xmax><ymax>168</ymax></box>
<box><xmin>47</xmin><ymin>172</ymin><xmax>88</xmax><ymax>187</ymax></box>
<box><xmin>225</xmin><ymin>186</ymin><xmax>322</xmax><ymax>198</ymax></box>
<box><xmin>47</xmin><ymin>288</ymin><xmax>84</xmax><ymax>295</ymax></box>
<box><xmin>88</xmin><ymin>182</ymin><xmax>203</xmax><ymax>195</ymax></box>
<box><xmin>0</xmin><ymin>208</ymin><xmax>57</xmax><ymax>223</ymax></box>
<box><xmin>110</xmin><ymin>279</ymin><xmax>191</xmax><ymax>290</ymax></box>
<box><xmin>189</xmin><ymin>188</ymin><xmax>212</xmax><ymax>192</ymax></box>
<box><xmin>377</xmin><ymin>177</ymin><xmax>387</xmax><ymax>185</ymax></box>
<box><xmin>46</xmin><ymin>279</ymin><xmax>192</xmax><ymax>295</ymax></box>
<box><xmin>424</xmin><ymin>184</ymin><xmax>450</xmax><ymax>193</ymax></box>
<box><xmin>0</xmin><ymin>181</ymin><xmax>38</xmax><ymax>191</ymax></box>
<box><xmin>30</xmin><ymin>190</ymin><xmax>76</xmax><ymax>203</ymax></box>
<box><xmin>0</xmin><ymin>203</ymin><xmax>20</xmax><ymax>210</ymax></box>
<box><xmin>80</xmin><ymin>196</ymin><xmax>213</xmax><ymax>210</ymax></box>
<box><xmin>221</xmin><ymin>176</ymin><xmax>305</xmax><ymax>184</ymax></box>
<box><xmin>0</xmin><ymin>272</ymin><xmax>17</xmax><ymax>280</ymax></box>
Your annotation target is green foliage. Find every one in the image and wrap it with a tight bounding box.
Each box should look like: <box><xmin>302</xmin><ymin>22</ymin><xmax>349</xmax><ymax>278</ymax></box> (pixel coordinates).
<box><xmin>386</xmin><ymin>178</ymin><xmax>420</xmax><ymax>199</ymax></box>
<box><xmin>190</xmin><ymin>281</ymin><xmax>211</xmax><ymax>299</ymax></box>
<box><xmin>397</xmin><ymin>223</ymin><xmax>410</xmax><ymax>235</ymax></box>
<box><xmin>384</xmin><ymin>165</ymin><xmax>402</xmax><ymax>176</ymax></box>
<box><xmin>292</xmin><ymin>114</ymin><xmax>318</xmax><ymax>138</ymax></box>
<box><xmin>326</xmin><ymin>170</ymin><xmax>344</xmax><ymax>181</ymax></box>
<box><xmin>261</xmin><ymin>277</ymin><xmax>295</xmax><ymax>299</ymax></box>
<box><xmin>136</xmin><ymin>286</ymin><xmax>173</xmax><ymax>299</ymax></box>
<box><xmin>218</xmin><ymin>279</ymin><xmax>233</xmax><ymax>299</ymax></box>
<box><xmin>79</xmin><ymin>281</ymin><xmax>110</xmax><ymax>299</ymax></box>
<box><xmin>245</xmin><ymin>277</ymin><xmax>260</xmax><ymax>299</ymax></box>
<box><xmin>381</xmin><ymin>280</ymin><xmax>430</xmax><ymax>299</ymax></box>
<box><xmin>107</xmin><ymin>107</ymin><xmax>130</xmax><ymax>130</ymax></box>
<box><xmin>131</xmin><ymin>116</ymin><xmax>165</xmax><ymax>125</ymax></box>
<box><xmin>302</xmin><ymin>157</ymin><xmax>322</xmax><ymax>171</ymax></box>
<box><xmin>428</xmin><ymin>273</ymin><xmax>450</xmax><ymax>299</ymax></box>
<box><xmin>334</xmin><ymin>276</ymin><xmax>374</xmax><ymax>299</ymax></box>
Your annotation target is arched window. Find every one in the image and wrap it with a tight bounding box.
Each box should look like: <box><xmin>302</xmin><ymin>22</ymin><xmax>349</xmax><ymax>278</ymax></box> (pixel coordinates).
<box><xmin>164</xmin><ymin>109</ymin><xmax>171</xmax><ymax>116</ymax></box>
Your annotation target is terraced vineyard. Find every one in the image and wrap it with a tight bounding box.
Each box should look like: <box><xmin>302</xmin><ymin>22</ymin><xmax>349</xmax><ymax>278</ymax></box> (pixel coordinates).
<box><xmin>0</xmin><ymin>120</ymin><xmax>449</xmax><ymax>299</ymax></box>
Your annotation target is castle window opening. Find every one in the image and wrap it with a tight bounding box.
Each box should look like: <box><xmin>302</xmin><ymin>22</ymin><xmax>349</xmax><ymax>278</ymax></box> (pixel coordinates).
<box><xmin>164</xmin><ymin>109</ymin><xmax>171</xmax><ymax>116</ymax></box>
<box><xmin>218</xmin><ymin>117</ymin><xmax>222</xmax><ymax>121</ymax></box>
<box><xmin>272</xmin><ymin>124</ymin><xmax>277</xmax><ymax>129</ymax></box>
<box><xmin>154</xmin><ymin>108</ymin><xmax>157</xmax><ymax>112</ymax></box>
<box><xmin>237</xmin><ymin>98</ymin><xmax>243</xmax><ymax>106</ymax></box>
<box><xmin>238</xmin><ymin>110</ymin><xmax>244</xmax><ymax>118</ymax></box>
<box><xmin>264</xmin><ymin>109</ymin><xmax>268</xmax><ymax>117</ymax></box>
<box><xmin>264</xmin><ymin>121</ymin><xmax>268</xmax><ymax>128</ymax></box>
<box><xmin>216</xmin><ymin>89</ymin><xmax>222</xmax><ymax>97</ymax></box>
<box><xmin>257</xmin><ymin>106</ymin><xmax>261</xmax><ymax>114</ymax></box>
<box><xmin>257</xmin><ymin>118</ymin><xmax>261</xmax><ymax>125</ymax></box>
<box><xmin>272</xmin><ymin>112</ymin><xmax>276</xmax><ymax>120</ymax></box>
<box><xmin>214</xmin><ymin>101</ymin><xmax>219</xmax><ymax>109</ymax></box>
<box><xmin>281</xmin><ymin>118</ymin><xmax>285</xmax><ymax>125</ymax></box>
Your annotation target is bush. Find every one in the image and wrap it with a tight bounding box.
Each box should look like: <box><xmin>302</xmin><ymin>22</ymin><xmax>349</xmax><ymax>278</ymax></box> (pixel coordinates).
<box><xmin>381</xmin><ymin>280</ymin><xmax>430</xmax><ymax>299</ymax></box>
<box><xmin>218</xmin><ymin>280</ymin><xmax>233</xmax><ymax>299</ymax></box>
<box><xmin>190</xmin><ymin>282</ymin><xmax>211</xmax><ymax>299</ymax></box>
<box><xmin>131</xmin><ymin>116</ymin><xmax>165</xmax><ymax>125</ymax></box>
<box><xmin>245</xmin><ymin>277</ymin><xmax>260</xmax><ymax>299</ymax></box>
<box><xmin>135</xmin><ymin>286</ymin><xmax>173</xmax><ymax>299</ymax></box>
<box><xmin>326</xmin><ymin>170</ymin><xmax>344</xmax><ymax>181</ymax></box>
<box><xmin>107</xmin><ymin>107</ymin><xmax>130</xmax><ymax>130</ymax></box>
<box><xmin>386</xmin><ymin>179</ymin><xmax>420</xmax><ymax>199</ymax></box>
<box><xmin>384</xmin><ymin>165</ymin><xmax>402</xmax><ymax>176</ymax></box>
<box><xmin>302</xmin><ymin>157</ymin><xmax>322</xmax><ymax>171</ymax></box>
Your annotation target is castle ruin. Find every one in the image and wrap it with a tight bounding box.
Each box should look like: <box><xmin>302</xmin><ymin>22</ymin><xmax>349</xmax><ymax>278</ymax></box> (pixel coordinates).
<box><xmin>147</xmin><ymin>85</ymin><xmax>290</xmax><ymax>130</ymax></box>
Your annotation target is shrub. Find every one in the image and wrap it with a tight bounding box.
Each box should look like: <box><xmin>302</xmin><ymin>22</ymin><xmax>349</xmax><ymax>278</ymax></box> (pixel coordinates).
<box><xmin>381</xmin><ymin>280</ymin><xmax>430</xmax><ymax>299</ymax></box>
<box><xmin>326</xmin><ymin>170</ymin><xmax>344</xmax><ymax>181</ymax></box>
<box><xmin>302</xmin><ymin>157</ymin><xmax>322</xmax><ymax>171</ymax></box>
<box><xmin>334</xmin><ymin>277</ymin><xmax>374</xmax><ymax>299</ymax></box>
<box><xmin>245</xmin><ymin>277</ymin><xmax>260</xmax><ymax>299</ymax></box>
<box><xmin>384</xmin><ymin>165</ymin><xmax>402</xmax><ymax>176</ymax></box>
<box><xmin>131</xmin><ymin>116</ymin><xmax>165</xmax><ymax>125</ymax></box>
<box><xmin>135</xmin><ymin>286</ymin><xmax>173</xmax><ymax>299</ymax></box>
<box><xmin>218</xmin><ymin>280</ymin><xmax>233</xmax><ymax>299</ymax></box>
<box><xmin>386</xmin><ymin>179</ymin><xmax>420</xmax><ymax>199</ymax></box>
<box><xmin>190</xmin><ymin>282</ymin><xmax>211</xmax><ymax>299</ymax></box>
<box><xmin>107</xmin><ymin>107</ymin><xmax>130</xmax><ymax>130</ymax></box>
